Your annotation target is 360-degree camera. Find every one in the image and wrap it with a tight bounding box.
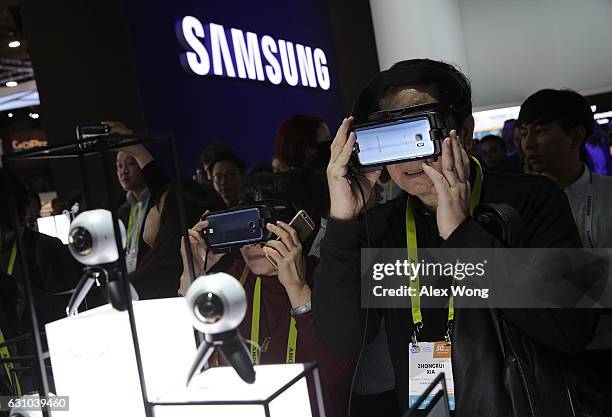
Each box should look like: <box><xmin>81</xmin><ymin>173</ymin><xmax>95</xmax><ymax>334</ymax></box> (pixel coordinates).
<box><xmin>68</xmin><ymin>209</ymin><xmax>126</xmax><ymax>266</ymax></box>
<box><xmin>66</xmin><ymin>209</ymin><xmax>137</xmax><ymax>315</ymax></box>
<box><xmin>185</xmin><ymin>273</ymin><xmax>255</xmax><ymax>385</ymax></box>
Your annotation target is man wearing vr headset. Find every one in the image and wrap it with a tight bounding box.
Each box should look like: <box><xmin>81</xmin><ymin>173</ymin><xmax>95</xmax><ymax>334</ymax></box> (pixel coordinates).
<box><xmin>313</xmin><ymin>59</ymin><xmax>599</xmax><ymax>416</ymax></box>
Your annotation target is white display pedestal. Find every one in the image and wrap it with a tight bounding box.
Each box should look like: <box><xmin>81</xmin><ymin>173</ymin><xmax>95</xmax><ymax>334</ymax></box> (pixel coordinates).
<box><xmin>45</xmin><ymin>298</ymin><xmax>323</xmax><ymax>417</ymax></box>
<box><xmin>45</xmin><ymin>298</ymin><xmax>197</xmax><ymax>417</ymax></box>
<box><xmin>152</xmin><ymin>363</ymin><xmax>322</xmax><ymax>417</ymax></box>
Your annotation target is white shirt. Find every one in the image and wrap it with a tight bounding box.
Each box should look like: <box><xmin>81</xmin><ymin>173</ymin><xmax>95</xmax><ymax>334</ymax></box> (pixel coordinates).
<box><xmin>564</xmin><ymin>166</ymin><xmax>612</xmax><ymax>249</ymax></box>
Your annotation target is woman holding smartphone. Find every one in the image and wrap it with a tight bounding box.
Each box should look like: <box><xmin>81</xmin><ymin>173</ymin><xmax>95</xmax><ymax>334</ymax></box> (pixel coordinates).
<box><xmin>179</xmin><ymin>172</ymin><xmax>354</xmax><ymax>417</ymax></box>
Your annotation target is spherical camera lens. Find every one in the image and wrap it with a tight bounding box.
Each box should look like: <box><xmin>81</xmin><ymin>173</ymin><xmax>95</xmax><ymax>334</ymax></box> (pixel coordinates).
<box><xmin>194</xmin><ymin>292</ymin><xmax>224</xmax><ymax>324</ymax></box>
<box><xmin>68</xmin><ymin>226</ymin><xmax>93</xmax><ymax>256</ymax></box>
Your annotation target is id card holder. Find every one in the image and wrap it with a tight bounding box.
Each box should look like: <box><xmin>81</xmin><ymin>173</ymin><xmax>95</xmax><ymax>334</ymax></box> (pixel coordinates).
<box><xmin>125</xmin><ymin>251</ymin><xmax>138</xmax><ymax>274</ymax></box>
<box><xmin>408</xmin><ymin>341</ymin><xmax>455</xmax><ymax>410</ymax></box>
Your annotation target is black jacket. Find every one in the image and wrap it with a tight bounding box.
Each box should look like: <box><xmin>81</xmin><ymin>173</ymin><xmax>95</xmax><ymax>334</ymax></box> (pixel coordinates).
<box><xmin>313</xmin><ymin>167</ymin><xmax>602</xmax><ymax>416</ymax></box>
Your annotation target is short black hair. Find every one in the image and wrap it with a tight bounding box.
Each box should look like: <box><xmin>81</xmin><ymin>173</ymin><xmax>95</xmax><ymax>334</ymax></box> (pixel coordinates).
<box><xmin>518</xmin><ymin>89</ymin><xmax>594</xmax><ymax>138</ymax></box>
<box><xmin>354</xmin><ymin>58</ymin><xmax>472</xmax><ymax>128</ymax></box>
<box><xmin>480</xmin><ymin>135</ymin><xmax>507</xmax><ymax>150</ymax></box>
<box><xmin>198</xmin><ymin>142</ymin><xmax>235</xmax><ymax>169</ymax></box>
<box><xmin>209</xmin><ymin>151</ymin><xmax>246</xmax><ymax>175</ymax></box>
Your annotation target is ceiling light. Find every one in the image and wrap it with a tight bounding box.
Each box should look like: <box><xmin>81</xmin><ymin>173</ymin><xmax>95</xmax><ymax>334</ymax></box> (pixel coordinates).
<box><xmin>8</xmin><ymin>40</ymin><xmax>20</xmax><ymax>48</ymax></box>
<box><xmin>29</xmin><ymin>112</ymin><xmax>39</xmax><ymax>119</ymax></box>
<box><xmin>5</xmin><ymin>81</ymin><xmax>18</xmax><ymax>87</ymax></box>
<box><xmin>8</xmin><ymin>112</ymin><xmax>13</xmax><ymax>118</ymax></box>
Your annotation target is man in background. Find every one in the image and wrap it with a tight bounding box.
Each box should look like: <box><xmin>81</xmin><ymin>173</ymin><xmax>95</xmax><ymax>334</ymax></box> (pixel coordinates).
<box><xmin>479</xmin><ymin>135</ymin><xmax>508</xmax><ymax>170</ymax></box>
<box><xmin>116</xmin><ymin>150</ymin><xmax>150</xmax><ymax>273</ymax></box>
<box><xmin>519</xmin><ymin>89</ymin><xmax>612</xmax><ymax>248</ymax></box>
<box><xmin>195</xmin><ymin>142</ymin><xmax>236</xmax><ymax>183</ymax></box>
<box><xmin>209</xmin><ymin>151</ymin><xmax>245</xmax><ymax>207</ymax></box>
<box><xmin>519</xmin><ymin>88</ymin><xmax>612</xmax><ymax>351</ymax></box>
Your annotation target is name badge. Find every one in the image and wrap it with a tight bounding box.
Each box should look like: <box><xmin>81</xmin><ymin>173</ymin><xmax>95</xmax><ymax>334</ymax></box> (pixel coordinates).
<box><xmin>125</xmin><ymin>251</ymin><xmax>138</xmax><ymax>274</ymax></box>
<box><xmin>408</xmin><ymin>341</ymin><xmax>455</xmax><ymax>410</ymax></box>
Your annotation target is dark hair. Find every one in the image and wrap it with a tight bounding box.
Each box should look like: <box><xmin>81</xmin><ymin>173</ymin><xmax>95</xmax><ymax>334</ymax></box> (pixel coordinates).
<box><xmin>237</xmin><ymin>172</ymin><xmax>305</xmax><ymax>207</ymax></box>
<box><xmin>356</xmin><ymin>59</ymin><xmax>472</xmax><ymax>129</ymax></box>
<box><xmin>130</xmin><ymin>180</ymin><xmax>225</xmax><ymax>299</ymax></box>
<box><xmin>274</xmin><ymin>114</ymin><xmax>326</xmax><ymax>168</ymax></box>
<box><xmin>209</xmin><ymin>151</ymin><xmax>246</xmax><ymax>175</ymax></box>
<box><xmin>480</xmin><ymin>135</ymin><xmax>507</xmax><ymax>151</ymax></box>
<box><xmin>237</xmin><ymin>172</ymin><xmax>318</xmax><ymax>251</ymax></box>
<box><xmin>517</xmin><ymin>89</ymin><xmax>594</xmax><ymax>138</ymax></box>
<box><xmin>198</xmin><ymin>142</ymin><xmax>235</xmax><ymax>170</ymax></box>
<box><xmin>295</xmin><ymin>141</ymin><xmax>331</xmax><ymax>219</ymax></box>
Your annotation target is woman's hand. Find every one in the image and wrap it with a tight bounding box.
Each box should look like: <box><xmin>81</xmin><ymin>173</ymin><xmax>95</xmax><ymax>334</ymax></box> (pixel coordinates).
<box><xmin>178</xmin><ymin>213</ymin><xmax>225</xmax><ymax>295</ymax></box>
<box><xmin>263</xmin><ymin>221</ymin><xmax>311</xmax><ymax>308</ymax></box>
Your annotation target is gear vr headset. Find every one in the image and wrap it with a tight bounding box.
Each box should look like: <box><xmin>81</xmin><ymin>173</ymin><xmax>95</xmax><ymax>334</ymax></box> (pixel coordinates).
<box><xmin>350</xmin><ymin>59</ymin><xmax>472</xmax><ymax>168</ymax></box>
<box><xmin>200</xmin><ymin>200</ymin><xmax>295</xmax><ymax>253</ymax></box>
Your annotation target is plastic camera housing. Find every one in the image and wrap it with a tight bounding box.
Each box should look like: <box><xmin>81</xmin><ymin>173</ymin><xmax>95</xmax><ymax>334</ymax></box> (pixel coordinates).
<box><xmin>185</xmin><ymin>273</ymin><xmax>247</xmax><ymax>334</ymax></box>
<box><xmin>68</xmin><ymin>209</ymin><xmax>126</xmax><ymax>266</ymax></box>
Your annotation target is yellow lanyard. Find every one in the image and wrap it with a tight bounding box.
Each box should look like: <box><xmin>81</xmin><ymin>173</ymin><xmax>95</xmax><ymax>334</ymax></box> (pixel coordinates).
<box><xmin>406</xmin><ymin>158</ymin><xmax>483</xmax><ymax>336</ymax></box>
<box><xmin>1</xmin><ymin>242</ymin><xmax>22</xmax><ymax>396</ymax></box>
<box><xmin>249</xmin><ymin>277</ymin><xmax>298</xmax><ymax>365</ymax></box>
<box><xmin>126</xmin><ymin>203</ymin><xmax>144</xmax><ymax>250</ymax></box>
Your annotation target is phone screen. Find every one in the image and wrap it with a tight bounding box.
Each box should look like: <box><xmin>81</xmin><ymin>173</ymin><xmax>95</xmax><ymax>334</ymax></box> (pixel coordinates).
<box><xmin>354</xmin><ymin>117</ymin><xmax>434</xmax><ymax>166</ymax></box>
<box><xmin>206</xmin><ymin>208</ymin><xmax>263</xmax><ymax>247</ymax></box>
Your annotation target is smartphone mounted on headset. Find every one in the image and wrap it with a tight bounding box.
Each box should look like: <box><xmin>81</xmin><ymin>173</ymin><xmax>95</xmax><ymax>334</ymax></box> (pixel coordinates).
<box><xmin>200</xmin><ymin>200</ymin><xmax>295</xmax><ymax>254</ymax></box>
<box><xmin>350</xmin><ymin>103</ymin><xmax>455</xmax><ymax>169</ymax></box>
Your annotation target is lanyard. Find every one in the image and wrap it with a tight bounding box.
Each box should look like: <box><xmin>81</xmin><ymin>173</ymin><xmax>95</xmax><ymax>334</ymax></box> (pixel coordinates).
<box><xmin>126</xmin><ymin>202</ymin><xmax>145</xmax><ymax>250</ymax></box>
<box><xmin>406</xmin><ymin>158</ymin><xmax>483</xmax><ymax>344</ymax></box>
<box><xmin>584</xmin><ymin>170</ymin><xmax>595</xmax><ymax>249</ymax></box>
<box><xmin>0</xmin><ymin>242</ymin><xmax>22</xmax><ymax>396</ymax></box>
<box><xmin>249</xmin><ymin>277</ymin><xmax>298</xmax><ymax>365</ymax></box>
<box><xmin>7</xmin><ymin>242</ymin><xmax>17</xmax><ymax>275</ymax></box>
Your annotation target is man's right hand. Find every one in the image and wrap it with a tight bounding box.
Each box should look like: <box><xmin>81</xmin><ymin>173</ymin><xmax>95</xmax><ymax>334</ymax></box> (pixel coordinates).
<box><xmin>103</xmin><ymin>120</ymin><xmax>154</xmax><ymax>168</ymax></box>
<box><xmin>327</xmin><ymin>117</ymin><xmax>382</xmax><ymax>221</ymax></box>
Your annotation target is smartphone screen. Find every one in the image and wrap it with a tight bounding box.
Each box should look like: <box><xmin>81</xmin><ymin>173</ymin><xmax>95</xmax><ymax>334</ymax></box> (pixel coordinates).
<box><xmin>354</xmin><ymin>117</ymin><xmax>434</xmax><ymax>166</ymax></box>
<box><xmin>206</xmin><ymin>207</ymin><xmax>263</xmax><ymax>247</ymax></box>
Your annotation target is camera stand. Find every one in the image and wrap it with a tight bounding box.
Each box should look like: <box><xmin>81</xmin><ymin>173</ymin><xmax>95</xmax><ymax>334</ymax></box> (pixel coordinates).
<box><xmin>66</xmin><ymin>265</ymin><xmax>139</xmax><ymax>315</ymax></box>
<box><xmin>186</xmin><ymin>329</ymin><xmax>255</xmax><ymax>385</ymax></box>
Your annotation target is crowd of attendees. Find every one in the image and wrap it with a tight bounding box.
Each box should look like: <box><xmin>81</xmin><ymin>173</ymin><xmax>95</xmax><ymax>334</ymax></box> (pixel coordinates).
<box><xmin>2</xmin><ymin>59</ymin><xmax>612</xmax><ymax>416</ymax></box>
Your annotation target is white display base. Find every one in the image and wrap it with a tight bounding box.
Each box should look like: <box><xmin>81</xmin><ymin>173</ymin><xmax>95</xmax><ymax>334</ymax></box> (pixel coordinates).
<box><xmin>45</xmin><ymin>297</ymin><xmax>197</xmax><ymax>417</ymax></box>
<box><xmin>152</xmin><ymin>363</ymin><xmax>316</xmax><ymax>417</ymax></box>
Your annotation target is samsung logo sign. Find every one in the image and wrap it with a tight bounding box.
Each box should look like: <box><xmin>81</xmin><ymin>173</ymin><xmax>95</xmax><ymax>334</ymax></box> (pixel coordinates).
<box><xmin>176</xmin><ymin>16</ymin><xmax>331</xmax><ymax>90</ymax></box>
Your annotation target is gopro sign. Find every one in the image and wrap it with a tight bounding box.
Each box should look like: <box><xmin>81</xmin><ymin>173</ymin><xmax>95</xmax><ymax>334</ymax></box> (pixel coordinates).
<box><xmin>176</xmin><ymin>16</ymin><xmax>331</xmax><ymax>90</ymax></box>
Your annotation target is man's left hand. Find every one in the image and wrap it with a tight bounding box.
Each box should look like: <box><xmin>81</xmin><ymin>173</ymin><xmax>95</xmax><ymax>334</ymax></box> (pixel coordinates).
<box><xmin>422</xmin><ymin>130</ymin><xmax>471</xmax><ymax>240</ymax></box>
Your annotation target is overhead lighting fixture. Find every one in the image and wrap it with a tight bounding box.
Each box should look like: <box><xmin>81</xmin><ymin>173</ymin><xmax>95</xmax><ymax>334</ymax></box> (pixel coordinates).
<box><xmin>5</xmin><ymin>81</ymin><xmax>18</xmax><ymax>87</ymax></box>
<box><xmin>8</xmin><ymin>112</ymin><xmax>13</xmax><ymax>118</ymax></box>
<box><xmin>29</xmin><ymin>112</ymin><xmax>40</xmax><ymax>119</ymax></box>
<box><xmin>8</xmin><ymin>40</ymin><xmax>20</xmax><ymax>48</ymax></box>
<box><xmin>597</xmin><ymin>118</ymin><xmax>609</xmax><ymax>125</ymax></box>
